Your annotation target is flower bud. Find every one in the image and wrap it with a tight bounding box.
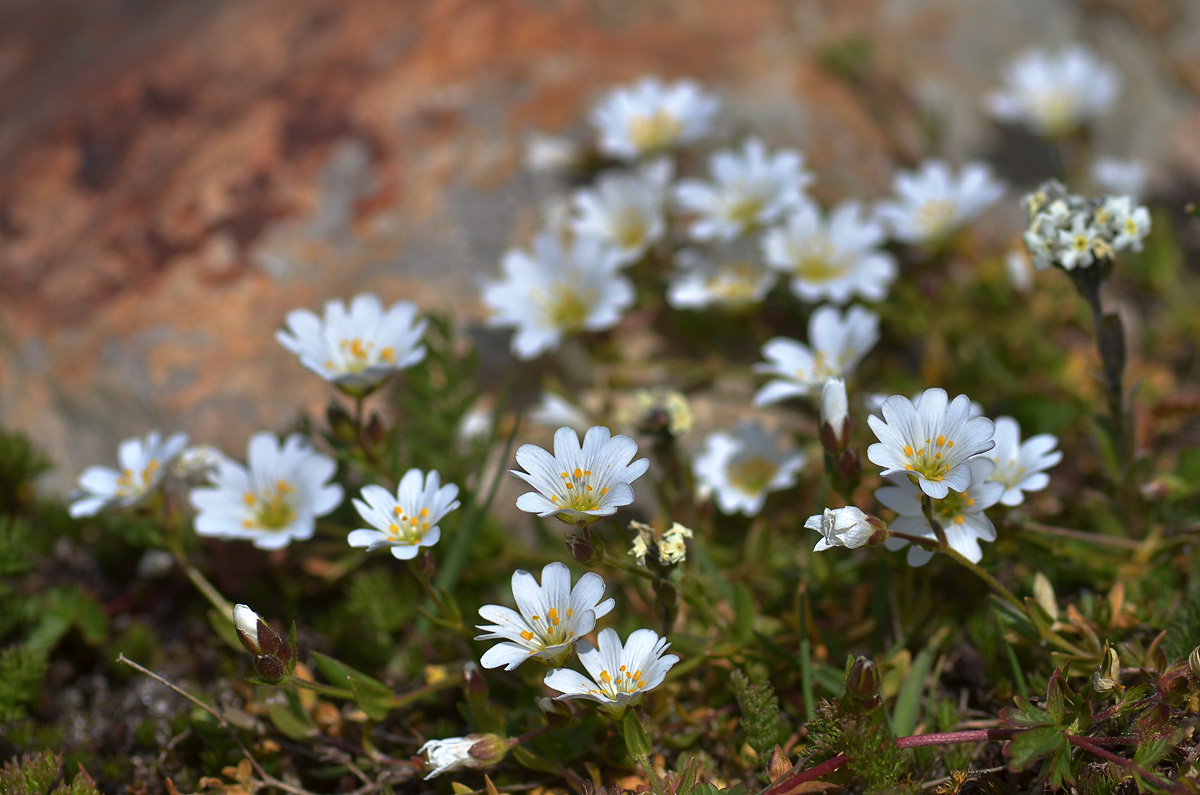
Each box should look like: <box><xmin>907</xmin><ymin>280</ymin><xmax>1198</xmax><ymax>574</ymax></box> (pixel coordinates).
<box><xmin>463</xmin><ymin>661</ymin><xmax>489</xmax><ymax>704</ymax></box>
<box><xmin>420</xmin><ymin>734</ymin><xmax>511</xmax><ymax>779</ymax></box>
<box><xmin>767</xmin><ymin>746</ymin><xmax>792</xmax><ymax>782</ymax></box>
<box><xmin>233</xmin><ymin>604</ymin><xmax>295</xmax><ymax>686</ymax></box>
<box><xmin>844</xmin><ymin>656</ymin><xmax>881</xmax><ymax>708</ymax></box>
<box><xmin>805</xmin><ymin>507</ymin><xmax>887</xmax><ymax>552</ymax></box>
<box><xmin>1090</xmin><ymin>645</ymin><xmax>1121</xmax><ymax>695</ymax></box>
<box><xmin>1189</xmin><ymin>647</ymin><xmax>1200</xmax><ymax>679</ymax></box>
<box><xmin>326</xmin><ymin>403</ymin><xmax>358</xmax><ymax>443</ymax></box>
<box><xmin>253</xmin><ymin>654</ymin><xmax>288</xmax><ymax>685</ymax></box>
<box><xmin>819</xmin><ymin>378</ymin><xmax>850</xmax><ymax>451</ymax></box>
<box><xmin>565</xmin><ymin>528</ymin><xmax>603</xmax><ymax>566</ymax></box>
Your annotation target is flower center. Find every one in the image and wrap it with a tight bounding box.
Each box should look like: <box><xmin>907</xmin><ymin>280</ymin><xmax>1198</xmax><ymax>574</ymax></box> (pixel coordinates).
<box><xmin>242</xmin><ymin>480</ymin><xmax>297</xmax><ymax>531</ymax></box>
<box><xmin>1034</xmin><ymin>91</ymin><xmax>1075</xmax><ymax>137</ymax></box>
<box><xmin>706</xmin><ymin>261</ymin><xmax>760</xmax><ymax>302</ymax></box>
<box><xmin>614</xmin><ymin>210</ymin><xmax>649</xmax><ymax>251</ymax></box>
<box><xmin>726</xmin><ymin>186</ymin><xmax>766</xmax><ymax>228</ymax></box>
<box><xmin>916</xmin><ymin>199</ymin><xmax>955</xmax><ymax>239</ymax></box>
<box><xmin>598</xmin><ymin>663</ymin><xmax>647</xmax><ymax>696</ymax></box>
<box><xmin>540</xmin><ymin>285</ymin><xmax>592</xmax><ymax>332</ymax></box>
<box><xmin>115</xmin><ymin>459</ymin><xmax>160</xmax><ymax>498</ymax></box>
<box><xmin>792</xmin><ymin>240</ymin><xmax>848</xmax><ymax>283</ymax></box>
<box><xmin>330</xmin><ymin>338</ymin><xmax>395</xmax><ymax>374</ymax></box>
<box><xmin>727</xmin><ymin>455</ymin><xmax>778</xmax><ymax>494</ymax></box>
<box><xmin>932</xmin><ymin>487</ymin><xmax>976</xmax><ymax>526</ymax></box>
<box><xmin>629</xmin><ymin>109</ymin><xmax>683</xmax><ymax>152</ymax></box>
<box><xmin>520</xmin><ymin>606</ymin><xmax>576</xmax><ymax>648</ymax></box>
<box><xmin>902</xmin><ymin>436</ymin><xmax>955</xmax><ymax>482</ymax></box>
<box><xmin>388</xmin><ymin>505</ymin><xmax>432</xmax><ymax>544</ymax></box>
<box><xmin>548</xmin><ymin>467</ymin><xmax>610</xmax><ymax>513</ymax></box>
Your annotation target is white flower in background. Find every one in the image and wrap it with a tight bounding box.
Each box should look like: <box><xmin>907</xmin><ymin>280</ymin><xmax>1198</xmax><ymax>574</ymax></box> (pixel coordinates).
<box><xmin>762</xmin><ymin>199</ymin><xmax>896</xmax><ymax>304</ymax></box>
<box><xmin>420</xmin><ymin>734</ymin><xmax>510</xmax><ymax>780</ymax></box>
<box><xmin>820</xmin><ymin>377</ymin><xmax>850</xmax><ymax>447</ymax></box>
<box><xmin>1056</xmin><ymin>214</ymin><xmax>1100</xmax><ymax>270</ymax></box>
<box><xmin>524</xmin><ymin>130</ymin><xmax>584</xmax><ymax>176</ymax></box>
<box><xmin>276</xmin><ymin>294</ymin><xmax>427</xmax><ymax>396</ymax></box>
<box><xmin>694</xmin><ymin>421</ymin><xmax>806</xmax><ymax>516</ymax></box>
<box><xmin>629</xmin><ymin>521</ymin><xmax>693</xmax><ymax>566</ymax></box>
<box><xmin>983</xmin><ymin>417</ymin><xmax>1062</xmax><ymax>506</ymax></box>
<box><xmin>675</xmin><ymin>138</ymin><xmax>814</xmax><ymax>241</ymax></box>
<box><xmin>753</xmin><ymin>305</ymin><xmax>879</xmax><ymax>406</ymax></box>
<box><xmin>877</xmin><ymin>457</ymin><xmax>1005</xmax><ymax>566</ymax></box>
<box><xmin>511</xmin><ymin>426</ymin><xmax>650</xmax><ymax>526</ymax></box>
<box><xmin>190</xmin><ymin>433</ymin><xmax>343</xmax><ymax>549</ymax></box>
<box><xmin>805</xmin><ymin>507</ymin><xmax>882</xmax><ymax>552</ymax></box>
<box><xmin>626</xmin><ymin>388</ymin><xmax>695</xmax><ymax>438</ymax></box>
<box><xmin>1092</xmin><ymin>157</ymin><xmax>1148</xmax><ymax>198</ymax></box>
<box><xmin>348</xmin><ymin>470</ymin><xmax>460</xmax><ymax>560</ymax></box>
<box><xmin>986</xmin><ymin>46</ymin><xmax>1120</xmax><ymax>138</ymax></box>
<box><xmin>572</xmin><ymin>159</ymin><xmax>673</xmax><ymax>265</ymax></box>
<box><xmin>482</xmin><ymin>233</ymin><xmax>634</xmax><ymax>360</ymax></box>
<box><xmin>1005</xmin><ymin>248</ymin><xmax>1035</xmax><ymax>293</ymax></box>
<box><xmin>667</xmin><ymin>239</ymin><xmax>777</xmax><ymax>310</ymax></box>
<box><xmin>69</xmin><ymin>431</ymin><xmax>189</xmax><ymax>518</ymax></box>
<box><xmin>171</xmin><ymin>444</ymin><xmax>226</xmax><ymax>483</ymax></box>
<box><xmin>529</xmin><ymin>391</ymin><xmax>592</xmax><ymax>434</ymax></box>
<box><xmin>544</xmin><ymin>627</ymin><xmax>679</xmax><ymax>717</ymax></box>
<box><xmin>591</xmin><ymin>77</ymin><xmax>720</xmax><ymax>161</ymax></box>
<box><xmin>456</xmin><ymin>403</ymin><xmax>494</xmax><ymax>450</ymax></box>
<box><xmin>866</xmin><ymin>388</ymin><xmax>995</xmax><ymax>499</ymax></box>
<box><xmin>1105</xmin><ymin>195</ymin><xmax>1152</xmax><ymax>253</ymax></box>
<box><xmin>874</xmin><ymin>160</ymin><xmax>1005</xmax><ymax>246</ymax></box>
<box><xmin>476</xmin><ymin>562</ymin><xmax>615</xmax><ymax>670</ymax></box>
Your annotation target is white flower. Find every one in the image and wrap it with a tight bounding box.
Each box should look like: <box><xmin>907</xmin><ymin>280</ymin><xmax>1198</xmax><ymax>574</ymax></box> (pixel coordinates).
<box><xmin>524</xmin><ymin>130</ymin><xmax>584</xmax><ymax>176</ymax></box>
<box><xmin>482</xmin><ymin>232</ymin><xmax>634</xmax><ymax>360</ymax></box>
<box><xmin>675</xmin><ymin>138</ymin><xmax>814</xmax><ymax>241</ymax></box>
<box><xmin>820</xmin><ymin>377</ymin><xmax>850</xmax><ymax>447</ymax></box>
<box><xmin>348</xmin><ymin>470</ymin><xmax>460</xmax><ymax>560</ymax></box>
<box><xmin>753</xmin><ymin>305</ymin><xmax>879</xmax><ymax>406</ymax></box>
<box><xmin>986</xmin><ymin>46</ymin><xmax>1120</xmax><ymax>138</ymax></box>
<box><xmin>276</xmin><ymin>294</ymin><xmax>427</xmax><ymax>396</ymax></box>
<box><xmin>805</xmin><ymin>507</ymin><xmax>879</xmax><ymax>552</ymax></box>
<box><xmin>693</xmin><ymin>421</ymin><xmax>806</xmax><ymax>516</ymax></box>
<box><xmin>475</xmin><ymin>562</ymin><xmax>615</xmax><ymax>670</ymax></box>
<box><xmin>543</xmin><ymin>627</ymin><xmax>679</xmax><ymax>717</ymax></box>
<box><xmin>1005</xmin><ymin>248</ymin><xmax>1035</xmax><ymax>293</ymax></box>
<box><xmin>511</xmin><ymin>426</ymin><xmax>650</xmax><ymax>526</ymax></box>
<box><xmin>866</xmin><ymin>388</ymin><xmax>995</xmax><ymax>499</ymax></box>
<box><xmin>190</xmin><ymin>432</ymin><xmax>343</xmax><ymax>549</ymax></box>
<box><xmin>667</xmin><ymin>239</ymin><xmax>778</xmax><ymax>310</ymax></box>
<box><xmin>572</xmin><ymin>159</ymin><xmax>673</xmax><ymax>265</ymax></box>
<box><xmin>1056</xmin><ymin>214</ymin><xmax>1099</xmax><ymax>270</ymax></box>
<box><xmin>591</xmin><ymin>77</ymin><xmax>719</xmax><ymax>161</ymax></box>
<box><xmin>233</xmin><ymin>604</ymin><xmax>262</xmax><ymax>647</ymax></box>
<box><xmin>982</xmin><ymin>417</ymin><xmax>1062</xmax><ymax>507</ymax></box>
<box><xmin>874</xmin><ymin>160</ymin><xmax>1004</xmax><ymax>245</ymax></box>
<box><xmin>171</xmin><ymin>444</ymin><xmax>226</xmax><ymax>483</ymax></box>
<box><xmin>529</xmin><ymin>391</ymin><xmax>592</xmax><ymax>434</ymax></box>
<box><xmin>1091</xmin><ymin>157</ymin><xmax>1147</xmax><ymax>198</ymax></box>
<box><xmin>877</xmin><ymin>457</ymin><xmax>1005</xmax><ymax>566</ymax></box>
<box><xmin>420</xmin><ymin>735</ymin><xmax>509</xmax><ymax>779</ymax></box>
<box><xmin>1105</xmin><ymin>195</ymin><xmax>1151</xmax><ymax>253</ymax></box>
<box><xmin>69</xmin><ymin>431</ymin><xmax>189</xmax><ymax>518</ymax></box>
<box><xmin>762</xmin><ymin>199</ymin><xmax>896</xmax><ymax>304</ymax></box>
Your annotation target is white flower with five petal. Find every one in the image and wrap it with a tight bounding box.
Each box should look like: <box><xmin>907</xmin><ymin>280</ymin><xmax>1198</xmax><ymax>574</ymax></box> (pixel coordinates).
<box><xmin>675</xmin><ymin>138</ymin><xmax>814</xmax><ymax>241</ymax></box>
<box><xmin>877</xmin><ymin>457</ymin><xmax>1005</xmax><ymax>566</ymax></box>
<box><xmin>694</xmin><ymin>422</ymin><xmax>806</xmax><ymax>516</ymax></box>
<box><xmin>482</xmin><ymin>233</ymin><xmax>633</xmax><ymax>360</ymax></box>
<box><xmin>190</xmin><ymin>433</ymin><xmax>343</xmax><ymax>549</ymax></box>
<box><xmin>753</xmin><ymin>305</ymin><xmax>879</xmax><ymax>406</ymax></box>
<box><xmin>348</xmin><ymin>470</ymin><xmax>460</xmax><ymax>560</ymax></box>
<box><xmin>874</xmin><ymin>160</ymin><xmax>1005</xmax><ymax>246</ymax></box>
<box><xmin>69</xmin><ymin>431</ymin><xmax>189</xmax><ymax>518</ymax></box>
<box><xmin>276</xmin><ymin>294</ymin><xmax>427</xmax><ymax>396</ymax></box>
<box><xmin>866</xmin><ymin>388</ymin><xmax>995</xmax><ymax>499</ymax></box>
<box><xmin>591</xmin><ymin>77</ymin><xmax>719</xmax><ymax>161</ymax></box>
<box><xmin>475</xmin><ymin>562</ymin><xmax>615</xmax><ymax>670</ymax></box>
<box><xmin>511</xmin><ymin>426</ymin><xmax>650</xmax><ymax>526</ymax></box>
<box><xmin>1056</xmin><ymin>214</ymin><xmax>1100</xmax><ymax>270</ymax></box>
<box><xmin>543</xmin><ymin>627</ymin><xmax>679</xmax><ymax>718</ymax></box>
<box><xmin>572</xmin><ymin>159</ymin><xmax>673</xmax><ymax>265</ymax></box>
<box><xmin>986</xmin><ymin>46</ymin><xmax>1120</xmax><ymax>138</ymax></box>
<box><xmin>982</xmin><ymin>417</ymin><xmax>1062</xmax><ymax>507</ymax></box>
<box><xmin>667</xmin><ymin>239</ymin><xmax>777</xmax><ymax>310</ymax></box>
<box><xmin>762</xmin><ymin>200</ymin><xmax>896</xmax><ymax>304</ymax></box>
<box><xmin>1105</xmin><ymin>195</ymin><xmax>1152</xmax><ymax>253</ymax></box>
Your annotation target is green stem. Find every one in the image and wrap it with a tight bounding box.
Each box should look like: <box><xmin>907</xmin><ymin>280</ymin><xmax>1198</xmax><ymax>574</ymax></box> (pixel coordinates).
<box><xmin>919</xmin><ymin>495</ymin><xmax>949</xmax><ymax>549</ymax></box>
<box><xmin>385</xmin><ymin>674</ymin><xmax>461</xmax><ymax>709</ymax></box>
<box><xmin>938</xmin><ymin>544</ymin><xmax>1023</xmax><ymax>612</ymax></box>
<box><xmin>169</xmin><ymin>543</ymin><xmax>235</xmax><ymax>618</ymax></box>
<box><xmin>291</xmin><ymin>678</ymin><xmax>355</xmax><ymax>700</ymax></box>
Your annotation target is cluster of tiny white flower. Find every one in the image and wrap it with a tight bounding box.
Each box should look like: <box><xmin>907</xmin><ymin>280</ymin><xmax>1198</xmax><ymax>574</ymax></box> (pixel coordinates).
<box><xmin>1021</xmin><ymin>179</ymin><xmax>1151</xmax><ymax>271</ymax></box>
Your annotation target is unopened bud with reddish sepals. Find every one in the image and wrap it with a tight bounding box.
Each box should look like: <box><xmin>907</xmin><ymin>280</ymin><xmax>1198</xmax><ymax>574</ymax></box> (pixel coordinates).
<box><xmin>806</xmin><ymin>507</ymin><xmax>887</xmax><ymax>552</ymax></box>
<box><xmin>233</xmin><ymin>604</ymin><xmax>297</xmax><ymax>687</ymax></box>
<box><xmin>844</xmin><ymin>655</ymin><xmax>881</xmax><ymax>709</ymax></box>
<box><xmin>565</xmin><ymin>529</ymin><xmax>603</xmax><ymax>567</ymax></box>
<box><xmin>420</xmin><ymin>733</ymin><xmax>512</xmax><ymax>779</ymax></box>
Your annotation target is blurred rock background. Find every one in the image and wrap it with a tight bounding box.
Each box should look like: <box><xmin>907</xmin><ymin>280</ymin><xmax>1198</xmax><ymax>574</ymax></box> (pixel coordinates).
<box><xmin>1</xmin><ymin>0</ymin><xmax>1197</xmax><ymax>491</ymax></box>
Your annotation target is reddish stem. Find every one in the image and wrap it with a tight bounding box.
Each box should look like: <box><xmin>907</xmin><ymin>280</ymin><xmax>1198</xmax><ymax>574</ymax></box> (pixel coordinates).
<box><xmin>1066</xmin><ymin>734</ymin><xmax>1171</xmax><ymax>789</ymax></box>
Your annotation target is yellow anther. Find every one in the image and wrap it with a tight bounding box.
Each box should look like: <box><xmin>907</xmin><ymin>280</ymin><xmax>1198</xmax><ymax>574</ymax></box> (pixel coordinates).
<box><xmin>573</xmin><ymin>468</ymin><xmax>583</xmax><ymax>478</ymax></box>
<box><xmin>521</xmin><ymin>630</ymin><xmax>534</xmax><ymax>641</ymax></box>
<box><xmin>904</xmin><ymin>445</ymin><xmax>914</xmax><ymax>456</ymax></box>
<box><xmin>600</xmin><ymin>671</ymin><xmax>612</xmax><ymax>683</ymax></box>
<box><xmin>565</xmin><ymin>483</ymin><xmax>574</xmax><ymax>489</ymax></box>
<box><xmin>936</xmin><ymin>435</ymin><xmax>946</xmax><ymax>447</ymax></box>
<box><xmin>420</xmin><ymin>508</ymin><xmax>430</xmax><ymax>517</ymax></box>
<box><xmin>243</xmin><ymin>492</ymin><xmax>256</xmax><ymax>506</ymax></box>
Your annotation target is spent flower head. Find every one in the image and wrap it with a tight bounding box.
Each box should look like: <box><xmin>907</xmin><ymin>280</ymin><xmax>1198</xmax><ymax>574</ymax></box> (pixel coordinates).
<box><xmin>1021</xmin><ymin>179</ymin><xmax>1151</xmax><ymax>270</ymax></box>
<box><xmin>591</xmin><ymin>77</ymin><xmax>719</xmax><ymax>161</ymax></box>
<box><xmin>276</xmin><ymin>294</ymin><xmax>427</xmax><ymax>397</ymax></box>
<box><xmin>348</xmin><ymin>470</ymin><xmax>460</xmax><ymax>560</ymax></box>
<box><xmin>874</xmin><ymin>159</ymin><xmax>1004</xmax><ymax>246</ymax></box>
<box><xmin>694</xmin><ymin>421</ymin><xmax>806</xmax><ymax>516</ymax></box>
<box><xmin>675</xmin><ymin>137</ymin><xmax>814</xmax><ymax>241</ymax></box>
<box><xmin>512</xmin><ymin>426</ymin><xmax>650</xmax><ymax>526</ymax></box>
<box><xmin>866</xmin><ymin>388</ymin><xmax>995</xmax><ymax>499</ymax></box>
<box><xmin>877</xmin><ymin>457</ymin><xmax>1005</xmax><ymax>566</ymax></box>
<box><xmin>982</xmin><ymin>416</ymin><xmax>1062</xmax><ymax>506</ymax></box>
<box><xmin>762</xmin><ymin>199</ymin><xmax>896</xmax><ymax>304</ymax></box>
<box><xmin>190</xmin><ymin>432</ymin><xmax>343</xmax><ymax>549</ymax></box>
<box><xmin>986</xmin><ymin>45</ymin><xmax>1120</xmax><ymax>138</ymax></box>
<box><xmin>626</xmin><ymin>387</ymin><xmax>694</xmax><ymax>438</ymax></box>
<box><xmin>69</xmin><ymin>430</ymin><xmax>189</xmax><ymax>518</ymax></box>
<box><xmin>753</xmin><ymin>304</ymin><xmax>879</xmax><ymax>406</ymax></box>
<box><xmin>476</xmin><ymin>562</ymin><xmax>615</xmax><ymax>670</ymax></box>
<box><xmin>629</xmin><ymin>520</ymin><xmax>693</xmax><ymax>567</ymax></box>
<box><xmin>482</xmin><ymin>232</ymin><xmax>633</xmax><ymax>360</ymax></box>
<box><xmin>543</xmin><ymin>627</ymin><xmax>679</xmax><ymax>718</ymax></box>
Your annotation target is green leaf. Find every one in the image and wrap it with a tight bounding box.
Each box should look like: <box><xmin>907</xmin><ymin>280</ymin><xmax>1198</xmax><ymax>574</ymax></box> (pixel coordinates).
<box><xmin>310</xmin><ymin>651</ymin><xmax>393</xmax><ymax>720</ymax></box>
<box><xmin>891</xmin><ymin>646</ymin><xmax>932</xmax><ymax>737</ymax></box>
<box><xmin>266</xmin><ymin>697</ymin><xmax>317</xmax><ymax>740</ymax></box>
<box><xmin>1007</xmin><ymin>725</ymin><xmax>1066</xmax><ymax>771</ymax></box>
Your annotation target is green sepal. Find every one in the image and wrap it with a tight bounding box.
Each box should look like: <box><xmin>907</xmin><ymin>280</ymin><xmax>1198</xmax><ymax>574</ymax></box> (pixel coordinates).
<box><xmin>621</xmin><ymin>709</ymin><xmax>653</xmax><ymax>761</ymax></box>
